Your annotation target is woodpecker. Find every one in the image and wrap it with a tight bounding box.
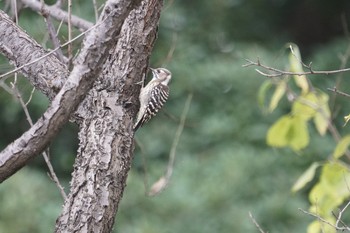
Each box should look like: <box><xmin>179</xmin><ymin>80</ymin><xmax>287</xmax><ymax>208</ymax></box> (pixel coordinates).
<box><xmin>134</xmin><ymin>68</ymin><xmax>172</xmax><ymax>131</ymax></box>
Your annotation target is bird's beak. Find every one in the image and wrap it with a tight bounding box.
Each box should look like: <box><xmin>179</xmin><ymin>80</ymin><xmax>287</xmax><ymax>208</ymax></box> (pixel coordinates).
<box><xmin>150</xmin><ymin>67</ymin><xmax>156</xmax><ymax>76</ymax></box>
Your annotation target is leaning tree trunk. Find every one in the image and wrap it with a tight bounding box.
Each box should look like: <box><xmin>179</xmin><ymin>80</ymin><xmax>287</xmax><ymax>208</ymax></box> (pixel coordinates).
<box><xmin>55</xmin><ymin>1</ymin><xmax>163</xmax><ymax>232</ymax></box>
<box><xmin>0</xmin><ymin>0</ymin><xmax>164</xmax><ymax>232</ymax></box>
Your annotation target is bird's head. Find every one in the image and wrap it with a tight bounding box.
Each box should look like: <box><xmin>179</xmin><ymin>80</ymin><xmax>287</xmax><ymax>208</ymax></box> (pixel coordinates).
<box><xmin>150</xmin><ymin>68</ymin><xmax>172</xmax><ymax>85</ymax></box>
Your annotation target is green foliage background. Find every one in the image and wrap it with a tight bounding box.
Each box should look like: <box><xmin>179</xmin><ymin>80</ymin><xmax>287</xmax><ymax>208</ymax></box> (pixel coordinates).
<box><xmin>1</xmin><ymin>0</ymin><xmax>350</xmax><ymax>232</ymax></box>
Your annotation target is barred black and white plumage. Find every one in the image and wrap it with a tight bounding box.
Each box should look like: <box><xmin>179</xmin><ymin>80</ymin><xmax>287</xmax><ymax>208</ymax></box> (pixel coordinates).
<box><xmin>134</xmin><ymin>68</ymin><xmax>172</xmax><ymax>131</ymax></box>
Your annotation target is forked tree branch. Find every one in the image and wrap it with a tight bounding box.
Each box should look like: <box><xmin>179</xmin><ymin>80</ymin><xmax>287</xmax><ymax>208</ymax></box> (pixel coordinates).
<box><xmin>299</xmin><ymin>208</ymin><xmax>350</xmax><ymax>231</ymax></box>
<box><xmin>0</xmin><ymin>0</ymin><xmax>142</xmax><ymax>182</ymax></box>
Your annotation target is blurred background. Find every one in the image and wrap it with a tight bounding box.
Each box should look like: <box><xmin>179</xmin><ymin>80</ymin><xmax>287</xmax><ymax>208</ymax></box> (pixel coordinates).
<box><xmin>1</xmin><ymin>0</ymin><xmax>350</xmax><ymax>232</ymax></box>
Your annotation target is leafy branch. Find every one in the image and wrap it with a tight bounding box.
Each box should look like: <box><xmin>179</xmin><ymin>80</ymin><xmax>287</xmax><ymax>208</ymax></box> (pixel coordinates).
<box><xmin>246</xmin><ymin>43</ymin><xmax>350</xmax><ymax>233</ymax></box>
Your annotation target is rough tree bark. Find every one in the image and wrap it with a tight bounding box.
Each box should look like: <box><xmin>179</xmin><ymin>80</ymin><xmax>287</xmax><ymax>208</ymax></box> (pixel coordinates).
<box><xmin>55</xmin><ymin>1</ymin><xmax>163</xmax><ymax>232</ymax></box>
<box><xmin>0</xmin><ymin>0</ymin><xmax>164</xmax><ymax>232</ymax></box>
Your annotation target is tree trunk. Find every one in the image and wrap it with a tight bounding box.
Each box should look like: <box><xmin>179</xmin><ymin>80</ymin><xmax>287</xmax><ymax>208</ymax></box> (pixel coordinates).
<box><xmin>55</xmin><ymin>1</ymin><xmax>163</xmax><ymax>232</ymax></box>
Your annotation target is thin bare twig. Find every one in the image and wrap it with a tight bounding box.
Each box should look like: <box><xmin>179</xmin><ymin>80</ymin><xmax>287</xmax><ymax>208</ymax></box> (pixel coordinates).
<box><xmin>40</xmin><ymin>0</ymin><xmax>65</xmax><ymax>63</ymax></box>
<box><xmin>299</xmin><ymin>208</ymin><xmax>350</xmax><ymax>231</ymax></box>
<box><xmin>0</xmin><ymin>80</ymin><xmax>13</xmax><ymax>94</ymax></box>
<box><xmin>42</xmin><ymin>150</ymin><xmax>67</xmax><ymax>200</ymax></box>
<box><xmin>92</xmin><ymin>0</ymin><xmax>99</xmax><ymax>22</ymax></box>
<box><xmin>248</xmin><ymin>212</ymin><xmax>267</xmax><ymax>233</ymax></box>
<box><xmin>166</xmin><ymin>94</ymin><xmax>192</xmax><ymax>178</ymax></box>
<box><xmin>148</xmin><ymin>93</ymin><xmax>192</xmax><ymax>196</ymax></box>
<box><xmin>10</xmin><ymin>76</ymin><xmax>67</xmax><ymax>200</ymax></box>
<box><xmin>25</xmin><ymin>87</ymin><xmax>36</xmax><ymax>106</ymax></box>
<box><xmin>67</xmin><ymin>0</ymin><xmax>73</xmax><ymax>68</ymax></box>
<box><xmin>333</xmin><ymin>213</ymin><xmax>349</xmax><ymax>232</ymax></box>
<box><xmin>12</xmin><ymin>0</ymin><xmax>19</xmax><ymax>23</ymax></box>
<box><xmin>334</xmin><ymin>201</ymin><xmax>350</xmax><ymax>230</ymax></box>
<box><xmin>327</xmin><ymin>87</ymin><xmax>350</xmax><ymax>99</ymax></box>
<box><xmin>334</xmin><ymin>176</ymin><xmax>350</xmax><ymax>229</ymax></box>
<box><xmin>243</xmin><ymin>59</ymin><xmax>350</xmax><ymax>78</ymax></box>
<box><xmin>10</xmin><ymin>76</ymin><xmax>32</xmax><ymax>125</ymax></box>
<box><xmin>329</xmin><ymin>26</ymin><xmax>350</xmax><ymax>118</ymax></box>
<box><xmin>44</xmin><ymin>16</ymin><xmax>66</xmax><ymax>62</ymax></box>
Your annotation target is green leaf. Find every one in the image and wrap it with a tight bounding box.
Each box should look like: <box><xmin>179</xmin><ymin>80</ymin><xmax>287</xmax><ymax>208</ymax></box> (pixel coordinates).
<box><xmin>292</xmin><ymin>162</ymin><xmax>320</xmax><ymax>192</ymax></box>
<box><xmin>292</xmin><ymin>92</ymin><xmax>318</xmax><ymax>120</ymax></box>
<box><xmin>257</xmin><ymin>80</ymin><xmax>273</xmax><ymax>112</ymax></box>
<box><xmin>308</xmin><ymin>178</ymin><xmax>344</xmax><ymax>233</ymax></box>
<box><xmin>288</xmin><ymin>115</ymin><xmax>309</xmax><ymax>151</ymax></box>
<box><xmin>309</xmin><ymin>162</ymin><xmax>350</xmax><ymax>215</ymax></box>
<box><xmin>333</xmin><ymin>135</ymin><xmax>350</xmax><ymax>159</ymax></box>
<box><xmin>307</xmin><ymin>221</ymin><xmax>320</xmax><ymax>233</ymax></box>
<box><xmin>266</xmin><ymin>115</ymin><xmax>309</xmax><ymax>151</ymax></box>
<box><xmin>267</xmin><ymin>115</ymin><xmax>292</xmax><ymax>148</ymax></box>
<box><xmin>344</xmin><ymin>114</ymin><xmax>350</xmax><ymax>126</ymax></box>
<box><xmin>268</xmin><ymin>80</ymin><xmax>286</xmax><ymax>112</ymax></box>
<box><xmin>307</xmin><ymin>220</ymin><xmax>336</xmax><ymax>233</ymax></box>
<box><xmin>288</xmin><ymin>43</ymin><xmax>309</xmax><ymax>93</ymax></box>
<box><xmin>313</xmin><ymin>91</ymin><xmax>330</xmax><ymax>136</ymax></box>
